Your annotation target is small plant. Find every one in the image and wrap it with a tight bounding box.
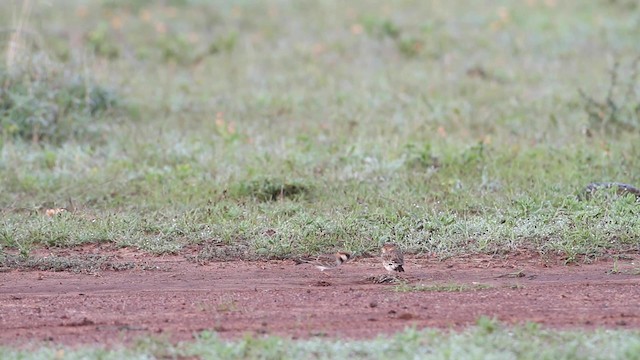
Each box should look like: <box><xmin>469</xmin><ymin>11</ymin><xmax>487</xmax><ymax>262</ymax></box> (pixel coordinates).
<box><xmin>360</xmin><ymin>17</ymin><xmax>401</xmax><ymax>39</ymax></box>
<box><xmin>402</xmin><ymin>142</ymin><xmax>438</xmax><ymax>169</ymax></box>
<box><xmin>85</xmin><ymin>22</ymin><xmax>120</xmax><ymax>59</ymax></box>
<box><xmin>207</xmin><ymin>33</ymin><xmax>238</xmax><ymax>55</ymax></box>
<box><xmin>461</xmin><ymin>141</ymin><xmax>487</xmax><ymax>165</ymax></box>
<box><xmin>213</xmin><ymin>112</ymin><xmax>242</xmax><ymax>143</ymax></box>
<box><xmin>609</xmin><ymin>257</ymin><xmax>620</xmax><ymax>274</ymax></box>
<box><xmin>230</xmin><ymin>177</ymin><xmax>312</xmax><ymax>202</ymax></box>
<box><xmin>476</xmin><ymin>316</ymin><xmax>500</xmax><ymax>334</ymax></box>
<box><xmin>579</xmin><ymin>57</ymin><xmax>640</xmax><ymax>134</ymax></box>
<box><xmin>359</xmin><ymin>17</ymin><xmax>424</xmax><ymax>58</ymax></box>
<box><xmin>396</xmin><ymin>37</ymin><xmax>423</xmax><ymax>58</ymax></box>
<box><xmin>158</xmin><ymin>34</ymin><xmax>192</xmax><ymax>65</ymax></box>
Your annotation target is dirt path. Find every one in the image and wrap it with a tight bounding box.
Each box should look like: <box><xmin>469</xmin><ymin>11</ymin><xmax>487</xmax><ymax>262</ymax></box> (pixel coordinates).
<box><xmin>1</xmin><ymin>249</ymin><xmax>639</xmax><ymax>346</ymax></box>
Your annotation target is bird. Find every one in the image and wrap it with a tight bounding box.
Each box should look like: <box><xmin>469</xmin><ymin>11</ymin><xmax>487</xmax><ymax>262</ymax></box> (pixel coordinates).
<box><xmin>381</xmin><ymin>243</ymin><xmax>404</xmax><ymax>273</ymax></box>
<box><xmin>294</xmin><ymin>252</ymin><xmax>351</xmax><ymax>274</ymax></box>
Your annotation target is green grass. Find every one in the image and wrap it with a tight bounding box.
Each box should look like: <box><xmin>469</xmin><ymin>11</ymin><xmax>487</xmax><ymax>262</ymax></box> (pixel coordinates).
<box><xmin>2</xmin><ymin>320</ymin><xmax>640</xmax><ymax>359</ymax></box>
<box><xmin>0</xmin><ymin>57</ymin><xmax>126</xmax><ymax>144</ymax></box>
<box><xmin>0</xmin><ymin>0</ymin><xmax>639</xmax><ymax>264</ymax></box>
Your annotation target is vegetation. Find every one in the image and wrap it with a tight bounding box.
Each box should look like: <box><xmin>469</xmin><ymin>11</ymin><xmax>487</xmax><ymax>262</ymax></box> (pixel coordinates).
<box><xmin>0</xmin><ymin>58</ymin><xmax>125</xmax><ymax>144</ymax></box>
<box><xmin>2</xmin><ymin>320</ymin><xmax>640</xmax><ymax>359</ymax></box>
<box><xmin>1</xmin><ymin>1</ymin><xmax>639</xmax><ymax>265</ymax></box>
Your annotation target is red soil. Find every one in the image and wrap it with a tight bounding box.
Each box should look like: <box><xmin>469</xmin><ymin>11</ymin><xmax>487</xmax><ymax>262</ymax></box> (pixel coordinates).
<box><xmin>1</xmin><ymin>246</ymin><xmax>639</xmax><ymax>346</ymax></box>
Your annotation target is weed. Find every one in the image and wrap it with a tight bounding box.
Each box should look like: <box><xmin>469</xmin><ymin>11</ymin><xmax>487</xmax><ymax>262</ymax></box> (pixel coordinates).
<box><xmin>610</xmin><ymin>256</ymin><xmax>621</xmax><ymax>274</ymax></box>
<box><xmin>402</xmin><ymin>142</ymin><xmax>438</xmax><ymax>169</ymax></box>
<box><xmin>86</xmin><ymin>22</ymin><xmax>120</xmax><ymax>59</ymax></box>
<box><xmin>397</xmin><ymin>37</ymin><xmax>423</xmax><ymax>58</ymax></box>
<box><xmin>476</xmin><ymin>316</ymin><xmax>500</xmax><ymax>334</ymax></box>
<box><xmin>361</xmin><ymin>17</ymin><xmax>401</xmax><ymax>39</ymax></box>
<box><xmin>230</xmin><ymin>177</ymin><xmax>313</xmax><ymax>202</ymax></box>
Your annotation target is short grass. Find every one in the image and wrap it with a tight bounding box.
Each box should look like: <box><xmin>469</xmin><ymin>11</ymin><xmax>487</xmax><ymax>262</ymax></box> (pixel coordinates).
<box><xmin>2</xmin><ymin>320</ymin><xmax>640</xmax><ymax>360</ymax></box>
<box><xmin>1</xmin><ymin>0</ymin><xmax>640</xmax><ymax>265</ymax></box>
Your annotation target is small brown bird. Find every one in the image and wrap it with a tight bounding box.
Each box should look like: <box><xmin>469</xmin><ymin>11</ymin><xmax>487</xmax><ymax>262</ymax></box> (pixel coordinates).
<box><xmin>381</xmin><ymin>243</ymin><xmax>404</xmax><ymax>273</ymax></box>
<box><xmin>294</xmin><ymin>252</ymin><xmax>351</xmax><ymax>273</ymax></box>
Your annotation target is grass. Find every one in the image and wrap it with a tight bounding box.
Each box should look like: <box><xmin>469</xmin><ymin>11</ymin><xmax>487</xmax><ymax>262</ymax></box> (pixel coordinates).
<box><xmin>0</xmin><ymin>58</ymin><xmax>126</xmax><ymax>144</ymax></box>
<box><xmin>394</xmin><ymin>283</ymin><xmax>493</xmax><ymax>292</ymax></box>
<box><xmin>2</xmin><ymin>320</ymin><xmax>640</xmax><ymax>359</ymax></box>
<box><xmin>0</xmin><ymin>253</ymin><xmax>135</xmax><ymax>273</ymax></box>
<box><xmin>0</xmin><ymin>1</ymin><xmax>639</xmax><ymax>265</ymax></box>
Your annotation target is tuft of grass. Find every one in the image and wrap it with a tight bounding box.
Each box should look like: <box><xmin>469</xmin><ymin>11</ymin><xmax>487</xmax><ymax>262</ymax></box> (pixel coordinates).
<box><xmin>230</xmin><ymin>177</ymin><xmax>313</xmax><ymax>202</ymax></box>
<box><xmin>394</xmin><ymin>283</ymin><xmax>493</xmax><ymax>293</ymax></box>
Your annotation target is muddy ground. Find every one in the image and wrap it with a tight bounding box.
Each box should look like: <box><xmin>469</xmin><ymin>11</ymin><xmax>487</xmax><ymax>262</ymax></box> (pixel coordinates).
<box><xmin>1</xmin><ymin>246</ymin><xmax>639</xmax><ymax>346</ymax></box>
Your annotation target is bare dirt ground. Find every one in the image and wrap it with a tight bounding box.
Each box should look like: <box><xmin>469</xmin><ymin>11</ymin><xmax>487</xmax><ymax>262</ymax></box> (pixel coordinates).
<box><xmin>1</xmin><ymin>246</ymin><xmax>639</xmax><ymax>347</ymax></box>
